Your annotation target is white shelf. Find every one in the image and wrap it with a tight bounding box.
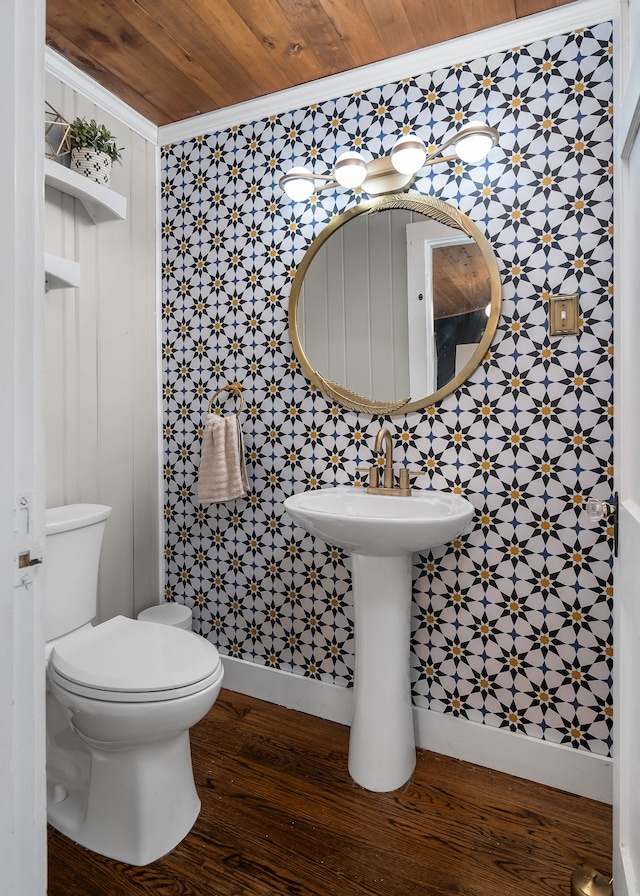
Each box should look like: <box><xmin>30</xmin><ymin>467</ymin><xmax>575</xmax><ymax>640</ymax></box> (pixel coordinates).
<box><xmin>44</xmin><ymin>252</ymin><xmax>81</xmax><ymax>291</ymax></box>
<box><xmin>44</xmin><ymin>157</ymin><xmax>127</xmax><ymax>224</ymax></box>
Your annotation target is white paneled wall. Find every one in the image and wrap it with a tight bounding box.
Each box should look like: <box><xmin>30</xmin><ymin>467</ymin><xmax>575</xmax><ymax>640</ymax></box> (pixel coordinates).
<box><xmin>298</xmin><ymin>209</ymin><xmax>413</xmax><ymax>400</ymax></box>
<box><xmin>44</xmin><ymin>73</ymin><xmax>159</xmax><ymax>622</ymax></box>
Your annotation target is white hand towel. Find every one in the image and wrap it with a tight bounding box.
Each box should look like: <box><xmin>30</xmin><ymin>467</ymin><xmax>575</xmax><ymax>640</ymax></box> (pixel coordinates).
<box><xmin>197</xmin><ymin>413</ymin><xmax>248</xmax><ymax>504</ymax></box>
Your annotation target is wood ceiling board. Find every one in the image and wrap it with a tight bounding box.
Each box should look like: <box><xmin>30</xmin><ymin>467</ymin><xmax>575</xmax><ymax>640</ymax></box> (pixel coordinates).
<box><xmin>272</xmin><ymin>0</ymin><xmax>364</xmax><ymax>77</ymax></box>
<box><xmin>466</xmin><ymin>0</ymin><xmax>528</xmax><ymax>31</ymax></box>
<box><xmin>46</xmin><ymin>0</ymin><xmax>217</xmax><ymax>123</ymax></box>
<box><xmin>515</xmin><ymin>0</ymin><xmax>563</xmax><ymax>16</ymax></box>
<box><xmin>172</xmin><ymin>0</ymin><xmax>305</xmax><ymax>98</ymax></box>
<box><xmin>312</xmin><ymin>0</ymin><xmax>395</xmax><ymax>68</ymax></box>
<box><xmin>46</xmin><ymin>26</ymin><xmax>168</xmax><ymax>124</ymax></box>
<box><xmin>103</xmin><ymin>0</ymin><xmax>244</xmax><ymax>113</ymax></box>
<box><xmin>399</xmin><ymin>0</ymin><xmax>476</xmax><ymax>48</ymax></box>
<box><xmin>432</xmin><ymin>242</ymin><xmax>492</xmax><ymax>318</ymax></box>
<box><xmin>46</xmin><ymin>0</ymin><xmax>578</xmax><ymax>126</ymax></box>
<box><xmin>231</xmin><ymin>0</ymin><xmax>335</xmax><ymax>85</ymax></box>
<box><xmin>328</xmin><ymin>0</ymin><xmax>419</xmax><ymax>60</ymax></box>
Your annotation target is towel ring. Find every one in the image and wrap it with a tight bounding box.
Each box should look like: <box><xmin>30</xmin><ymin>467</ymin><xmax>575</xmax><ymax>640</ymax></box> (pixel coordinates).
<box><xmin>207</xmin><ymin>382</ymin><xmax>244</xmax><ymax>417</ymax></box>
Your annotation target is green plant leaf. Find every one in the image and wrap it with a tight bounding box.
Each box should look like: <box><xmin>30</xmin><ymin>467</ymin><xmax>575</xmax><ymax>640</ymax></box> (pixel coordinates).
<box><xmin>69</xmin><ymin>117</ymin><xmax>124</xmax><ymax>163</ymax></box>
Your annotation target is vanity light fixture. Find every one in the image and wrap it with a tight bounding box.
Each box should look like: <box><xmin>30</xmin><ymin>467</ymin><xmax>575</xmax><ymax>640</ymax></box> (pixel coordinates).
<box><xmin>279</xmin><ymin>120</ymin><xmax>499</xmax><ymax>201</ymax></box>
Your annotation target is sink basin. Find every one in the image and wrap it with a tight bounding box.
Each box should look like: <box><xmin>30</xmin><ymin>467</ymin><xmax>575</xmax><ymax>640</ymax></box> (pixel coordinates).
<box><xmin>284</xmin><ymin>483</ymin><xmax>476</xmax><ymax>793</ymax></box>
<box><xmin>284</xmin><ymin>485</ymin><xmax>474</xmax><ymax>556</ymax></box>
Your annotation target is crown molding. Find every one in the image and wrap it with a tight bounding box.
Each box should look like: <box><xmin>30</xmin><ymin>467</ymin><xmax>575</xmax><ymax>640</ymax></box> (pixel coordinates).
<box><xmin>44</xmin><ymin>46</ymin><xmax>158</xmax><ymax>144</ymax></box>
<box><xmin>158</xmin><ymin>0</ymin><xmax>617</xmax><ymax>146</ymax></box>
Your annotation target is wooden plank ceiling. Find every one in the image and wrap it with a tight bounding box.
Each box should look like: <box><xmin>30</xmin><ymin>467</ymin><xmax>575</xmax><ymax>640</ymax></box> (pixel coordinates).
<box><xmin>46</xmin><ymin>0</ymin><xmax>576</xmax><ymax>126</ymax></box>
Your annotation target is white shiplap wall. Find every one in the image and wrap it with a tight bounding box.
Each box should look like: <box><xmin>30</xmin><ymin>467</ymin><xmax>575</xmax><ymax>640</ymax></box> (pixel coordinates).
<box><xmin>44</xmin><ymin>73</ymin><xmax>160</xmax><ymax>622</ymax></box>
<box><xmin>298</xmin><ymin>209</ymin><xmax>412</xmax><ymax>400</ymax></box>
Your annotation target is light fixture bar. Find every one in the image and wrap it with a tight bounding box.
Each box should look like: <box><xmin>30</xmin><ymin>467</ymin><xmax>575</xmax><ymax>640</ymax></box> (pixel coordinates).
<box><xmin>279</xmin><ymin>121</ymin><xmax>499</xmax><ymax>201</ymax></box>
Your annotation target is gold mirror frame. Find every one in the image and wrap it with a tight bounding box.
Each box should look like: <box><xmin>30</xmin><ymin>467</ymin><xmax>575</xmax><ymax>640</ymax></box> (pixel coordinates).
<box><xmin>288</xmin><ymin>193</ymin><xmax>502</xmax><ymax>415</ymax></box>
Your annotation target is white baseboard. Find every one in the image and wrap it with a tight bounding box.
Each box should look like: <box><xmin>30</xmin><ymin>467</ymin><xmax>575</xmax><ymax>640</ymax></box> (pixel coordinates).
<box><xmin>221</xmin><ymin>655</ymin><xmax>612</xmax><ymax>805</ymax></box>
<box><xmin>412</xmin><ymin>702</ymin><xmax>612</xmax><ymax>804</ymax></box>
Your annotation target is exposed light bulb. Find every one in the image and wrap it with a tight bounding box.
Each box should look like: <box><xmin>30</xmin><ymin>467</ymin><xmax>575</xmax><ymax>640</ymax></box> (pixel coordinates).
<box><xmin>334</xmin><ymin>151</ymin><xmax>368</xmax><ymax>188</ymax></box>
<box><xmin>280</xmin><ymin>166</ymin><xmax>316</xmax><ymax>201</ymax></box>
<box><xmin>390</xmin><ymin>134</ymin><xmax>427</xmax><ymax>175</ymax></box>
<box><xmin>454</xmin><ymin>121</ymin><xmax>498</xmax><ymax>164</ymax></box>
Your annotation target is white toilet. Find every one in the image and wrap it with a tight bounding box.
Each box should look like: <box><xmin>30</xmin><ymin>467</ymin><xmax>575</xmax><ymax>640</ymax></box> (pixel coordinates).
<box><xmin>45</xmin><ymin>503</ymin><xmax>224</xmax><ymax>866</ymax></box>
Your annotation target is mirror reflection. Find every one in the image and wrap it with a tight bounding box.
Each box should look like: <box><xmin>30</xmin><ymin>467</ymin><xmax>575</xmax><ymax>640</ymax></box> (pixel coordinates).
<box><xmin>289</xmin><ymin>195</ymin><xmax>501</xmax><ymax>415</ymax></box>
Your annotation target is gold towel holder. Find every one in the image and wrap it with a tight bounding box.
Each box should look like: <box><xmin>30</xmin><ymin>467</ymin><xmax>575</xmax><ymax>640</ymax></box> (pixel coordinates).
<box><xmin>207</xmin><ymin>382</ymin><xmax>244</xmax><ymax>417</ymax></box>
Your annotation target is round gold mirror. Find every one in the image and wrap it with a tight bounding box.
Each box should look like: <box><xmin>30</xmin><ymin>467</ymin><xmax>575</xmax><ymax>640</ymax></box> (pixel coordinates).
<box><xmin>289</xmin><ymin>193</ymin><xmax>502</xmax><ymax>414</ymax></box>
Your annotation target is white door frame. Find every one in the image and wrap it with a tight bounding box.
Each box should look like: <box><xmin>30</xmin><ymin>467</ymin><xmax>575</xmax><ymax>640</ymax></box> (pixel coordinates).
<box><xmin>0</xmin><ymin>0</ymin><xmax>47</xmax><ymax>893</ymax></box>
<box><xmin>614</xmin><ymin>0</ymin><xmax>640</xmax><ymax>893</ymax></box>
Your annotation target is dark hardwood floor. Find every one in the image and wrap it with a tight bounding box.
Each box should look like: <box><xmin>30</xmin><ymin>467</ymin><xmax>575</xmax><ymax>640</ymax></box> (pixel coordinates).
<box><xmin>47</xmin><ymin>689</ymin><xmax>612</xmax><ymax>896</ymax></box>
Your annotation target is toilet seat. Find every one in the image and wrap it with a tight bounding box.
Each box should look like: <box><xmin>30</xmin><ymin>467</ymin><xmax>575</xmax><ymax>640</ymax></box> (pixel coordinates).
<box><xmin>48</xmin><ymin>615</ymin><xmax>223</xmax><ymax>703</ymax></box>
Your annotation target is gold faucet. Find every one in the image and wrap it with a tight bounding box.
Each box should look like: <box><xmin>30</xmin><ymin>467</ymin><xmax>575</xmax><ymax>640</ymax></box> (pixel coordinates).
<box><xmin>375</xmin><ymin>427</ymin><xmax>395</xmax><ymax>489</ymax></box>
<box><xmin>356</xmin><ymin>427</ymin><xmax>425</xmax><ymax>496</ymax></box>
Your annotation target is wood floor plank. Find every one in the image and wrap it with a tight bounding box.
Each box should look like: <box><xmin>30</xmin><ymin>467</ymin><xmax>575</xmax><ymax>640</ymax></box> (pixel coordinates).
<box><xmin>47</xmin><ymin>689</ymin><xmax>612</xmax><ymax>896</ymax></box>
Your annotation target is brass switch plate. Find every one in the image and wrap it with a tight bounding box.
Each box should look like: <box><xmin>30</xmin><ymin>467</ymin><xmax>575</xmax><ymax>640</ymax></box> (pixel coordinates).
<box><xmin>549</xmin><ymin>293</ymin><xmax>579</xmax><ymax>336</ymax></box>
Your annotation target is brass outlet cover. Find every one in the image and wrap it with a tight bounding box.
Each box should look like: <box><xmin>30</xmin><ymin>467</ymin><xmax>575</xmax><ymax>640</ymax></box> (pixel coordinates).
<box><xmin>549</xmin><ymin>292</ymin><xmax>579</xmax><ymax>336</ymax></box>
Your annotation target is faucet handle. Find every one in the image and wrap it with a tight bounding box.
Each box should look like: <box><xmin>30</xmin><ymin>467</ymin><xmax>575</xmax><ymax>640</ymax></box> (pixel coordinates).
<box><xmin>398</xmin><ymin>468</ymin><xmax>426</xmax><ymax>492</ymax></box>
<box><xmin>355</xmin><ymin>466</ymin><xmax>380</xmax><ymax>489</ymax></box>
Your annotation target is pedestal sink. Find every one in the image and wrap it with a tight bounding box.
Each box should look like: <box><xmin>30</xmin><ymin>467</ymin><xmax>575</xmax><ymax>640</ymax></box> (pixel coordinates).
<box><xmin>284</xmin><ymin>485</ymin><xmax>475</xmax><ymax>792</ymax></box>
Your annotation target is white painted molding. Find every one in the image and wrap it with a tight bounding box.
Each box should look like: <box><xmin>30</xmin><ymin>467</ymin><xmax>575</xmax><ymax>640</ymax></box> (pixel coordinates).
<box><xmin>154</xmin><ymin>144</ymin><xmax>165</xmax><ymax>609</ymax></box>
<box><xmin>222</xmin><ymin>655</ymin><xmax>613</xmax><ymax>804</ymax></box>
<box><xmin>44</xmin><ymin>46</ymin><xmax>158</xmax><ymax>145</ymax></box>
<box><xmin>159</xmin><ymin>0</ymin><xmax>616</xmax><ymax>145</ymax></box>
<box><xmin>413</xmin><ymin>703</ymin><xmax>612</xmax><ymax>805</ymax></box>
<box><xmin>618</xmin><ymin>43</ymin><xmax>640</xmax><ymax>158</ymax></box>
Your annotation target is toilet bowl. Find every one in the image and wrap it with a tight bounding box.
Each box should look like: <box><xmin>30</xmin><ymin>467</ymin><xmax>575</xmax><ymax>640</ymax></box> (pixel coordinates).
<box><xmin>45</xmin><ymin>504</ymin><xmax>224</xmax><ymax>866</ymax></box>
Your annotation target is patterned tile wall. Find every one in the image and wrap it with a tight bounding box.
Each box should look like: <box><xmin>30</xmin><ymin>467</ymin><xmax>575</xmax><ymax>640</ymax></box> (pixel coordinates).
<box><xmin>162</xmin><ymin>23</ymin><xmax>614</xmax><ymax>756</ymax></box>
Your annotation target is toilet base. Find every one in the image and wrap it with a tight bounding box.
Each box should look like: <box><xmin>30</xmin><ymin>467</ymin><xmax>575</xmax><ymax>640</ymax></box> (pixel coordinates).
<box><xmin>47</xmin><ymin>726</ymin><xmax>200</xmax><ymax>865</ymax></box>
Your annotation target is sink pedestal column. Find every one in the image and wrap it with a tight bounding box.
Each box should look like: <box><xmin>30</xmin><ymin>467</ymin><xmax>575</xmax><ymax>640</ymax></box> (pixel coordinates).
<box><xmin>348</xmin><ymin>552</ymin><xmax>416</xmax><ymax>792</ymax></box>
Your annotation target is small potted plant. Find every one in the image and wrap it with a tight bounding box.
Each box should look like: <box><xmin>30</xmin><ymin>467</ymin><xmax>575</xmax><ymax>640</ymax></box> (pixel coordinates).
<box><xmin>69</xmin><ymin>117</ymin><xmax>123</xmax><ymax>187</ymax></box>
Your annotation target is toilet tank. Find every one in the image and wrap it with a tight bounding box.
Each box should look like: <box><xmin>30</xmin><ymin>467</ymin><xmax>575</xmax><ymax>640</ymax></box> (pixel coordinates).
<box><xmin>44</xmin><ymin>504</ymin><xmax>112</xmax><ymax>642</ymax></box>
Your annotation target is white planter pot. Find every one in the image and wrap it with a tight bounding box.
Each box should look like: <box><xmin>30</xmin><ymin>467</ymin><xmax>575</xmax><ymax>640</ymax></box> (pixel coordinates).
<box><xmin>70</xmin><ymin>148</ymin><xmax>112</xmax><ymax>187</ymax></box>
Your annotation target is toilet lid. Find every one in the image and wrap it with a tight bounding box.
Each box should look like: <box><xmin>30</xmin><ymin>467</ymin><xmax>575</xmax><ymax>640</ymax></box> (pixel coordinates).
<box><xmin>49</xmin><ymin>615</ymin><xmax>222</xmax><ymax>697</ymax></box>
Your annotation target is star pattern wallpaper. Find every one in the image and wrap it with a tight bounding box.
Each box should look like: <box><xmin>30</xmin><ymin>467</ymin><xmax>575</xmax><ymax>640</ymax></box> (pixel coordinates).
<box><xmin>162</xmin><ymin>22</ymin><xmax>614</xmax><ymax>756</ymax></box>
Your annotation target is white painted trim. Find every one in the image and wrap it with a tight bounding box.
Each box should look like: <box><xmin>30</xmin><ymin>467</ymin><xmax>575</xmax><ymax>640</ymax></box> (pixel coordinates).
<box><xmin>223</xmin><ymin>656</ymin><xmax>353</xmax><ymax>725</ymax></box>
<box><xmin>44</xmin><ymin>46</ymin><xmax>158</xmax><ymax>145</ymax></box>
<box><xmin>413</xmin><ymin>704</ymin><xmax>612</xmax><ymax>805</ymax></box>
<box><xmin>159</xmin><ymin>0</ymin><xmax>616</xmax><ymax>144</ymax></box>
<box><xmin>155</xmin><ymin>143</ymin><xmax>165</xmax><ymax>604</ymax></box>
<box><xmin>0</xmin><ymin>0</ymin><xmax>48</xmax><ymax>891</ymax></box>
<box><xmin>620</xmin><ymin>845</ymin><xmax>639</xmax><ymax>896</ymax></box>
<box><xmin>618</xmin><ymin>32</ymin><xmax>640</xmax><ymax>157</ymax></box>
<box><xmin>222</xmin><ymin>656</ymin><xmax>613</xmax><ymax>804</ymax></box>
